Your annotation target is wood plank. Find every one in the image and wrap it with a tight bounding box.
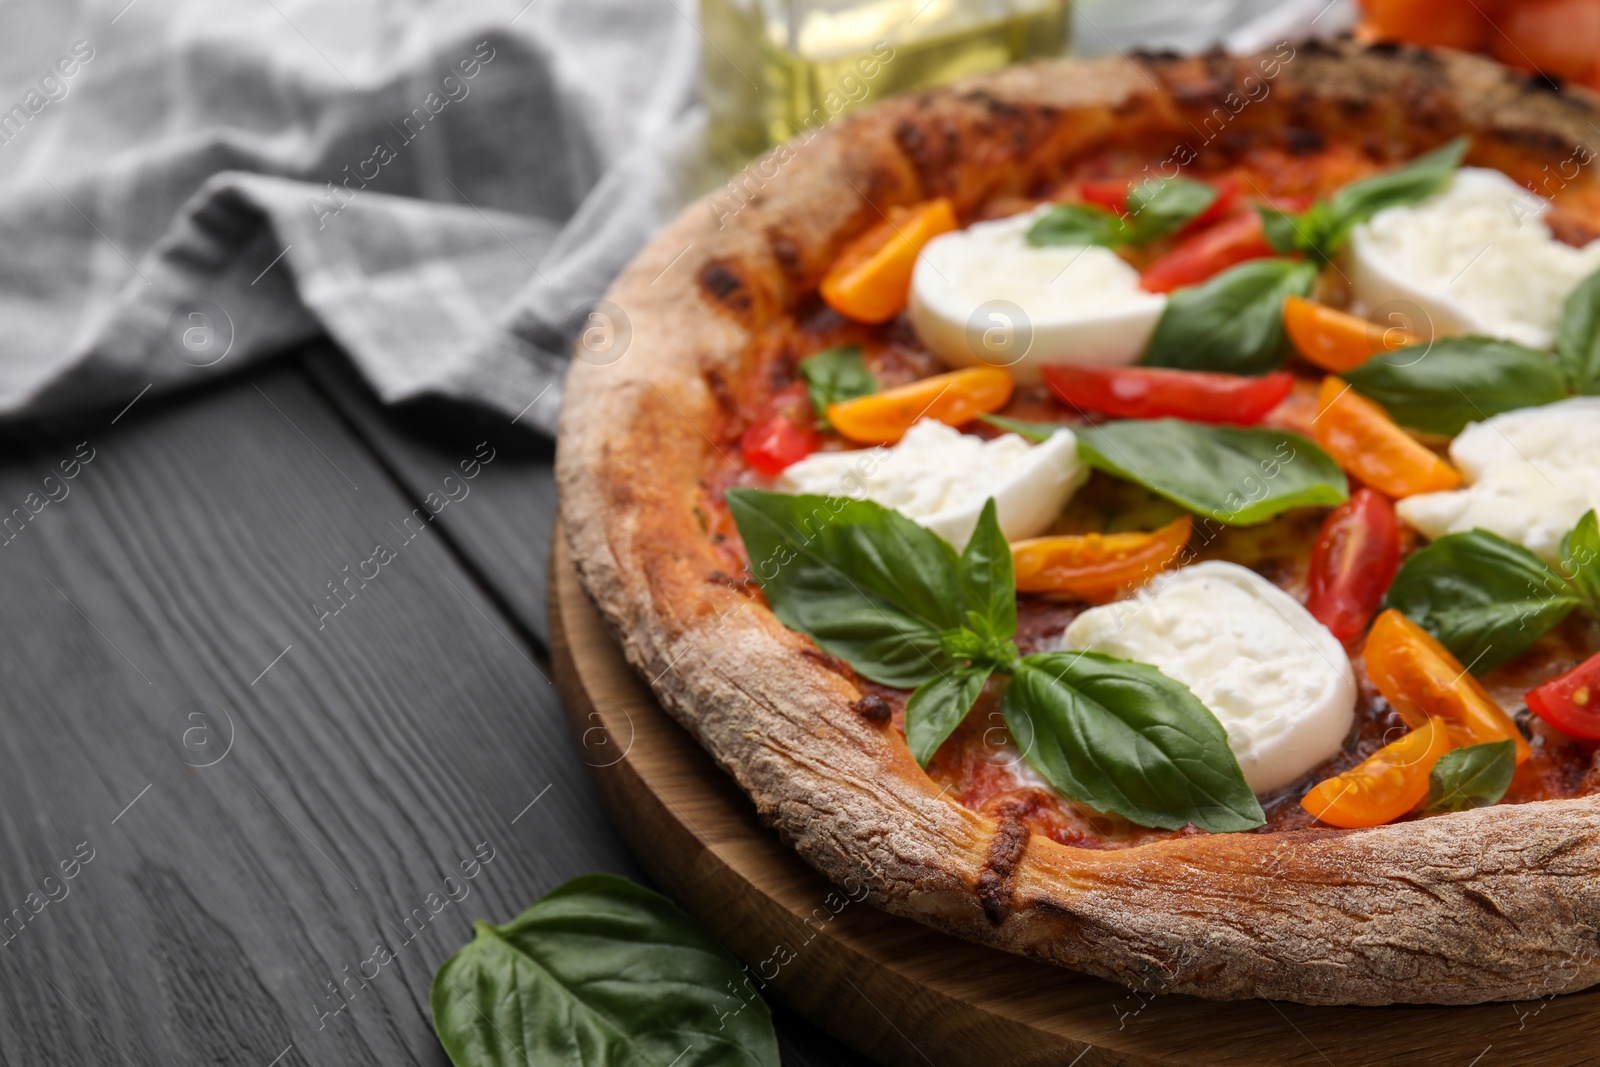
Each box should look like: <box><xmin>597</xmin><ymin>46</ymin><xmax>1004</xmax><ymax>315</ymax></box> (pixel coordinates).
<box><xmin>0</xmin><ymin>366</ymin><xmax>637</xmax><ymax>1066</ymax></box>
<box><xmin>302</xmin><ymin>347</ymin><xmax>873</xmax><ymax>1065</ymax></box>
<box><xmin>551</xmin><ymin>527</ymin><xmax>1600</xmax><ymax>1067</ymax></box>
<box><xmin>301</xmin><ymin>347</ymin><xmax>558</xmax><ymax>651</ymax></box>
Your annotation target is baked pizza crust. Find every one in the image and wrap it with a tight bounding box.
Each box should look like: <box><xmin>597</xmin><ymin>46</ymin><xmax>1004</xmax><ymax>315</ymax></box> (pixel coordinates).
<box><xmin>557</xmin><ymin>41</ymin><xmax>1600</xmax><ymax>1005</ymax></box>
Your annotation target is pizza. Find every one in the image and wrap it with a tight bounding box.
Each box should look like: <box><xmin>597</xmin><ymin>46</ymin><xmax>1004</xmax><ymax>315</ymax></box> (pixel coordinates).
<box><xmin>556</xmin><ymin>41</ymin><xmax>1600</xmax><ymax>1006</ymax></box>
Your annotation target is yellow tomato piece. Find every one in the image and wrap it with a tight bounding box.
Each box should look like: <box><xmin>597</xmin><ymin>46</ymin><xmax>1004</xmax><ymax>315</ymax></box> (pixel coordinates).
<box><xmin>1301</xmin><ymin>718</ymin><xmax>1451</xmax><ymax>828</ymax></box>
<box><xmin>1363</xmin><ymin>609</ymin><xmax>1532</xmax><ymax>763</ymax></box>
<box><xmin>1313</xmin><ymin>377</ymin><xmax>1461</xmax><ymax>498</ymax></box>
<box><xmin>819</xmin><ymin>198</ymin><xmax>958</xmax><ymax>324</ymax></box>
<box><xmin>1283</xmin><ymin>295</ymin><xmax>1412</xmax><ymax>373</ymax></box>
<box><xmin>826</xmin><ymin>367</ymin><xmax>1014</xmax><ymax>445</ymax></box>
<box><xmin>1012</xmin><ymin>516</ymin><xmax>1193</xmax><ymax>604</ymax></box>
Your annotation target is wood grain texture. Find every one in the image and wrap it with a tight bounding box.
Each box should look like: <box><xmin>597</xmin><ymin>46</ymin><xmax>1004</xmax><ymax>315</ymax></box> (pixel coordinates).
<box><xmin>0</xmin><ymin>363</ymin><xmax>635</xmax><ymax>1066</ymax></box>
<box><xmin>303</xmin><ymin>348</ymin><xmax>559</xmax><ymax>649</ymax></box>
<box><xmin>300</xmin><ymin>348</ymin><xmax>873</xmax><ymax>1067</ymax></box>
<box><xmin>551</xmin><ymin>527</ymin><xmax>1600</xmax><ymax>1067</ymax></box>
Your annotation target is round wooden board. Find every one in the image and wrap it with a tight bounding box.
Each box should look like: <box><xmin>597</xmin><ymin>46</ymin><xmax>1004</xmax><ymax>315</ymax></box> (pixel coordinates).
<box><xmin>549</xmin><ymin>526</ymin><xmax>1593</xmax><ymax>1067</ymax></box>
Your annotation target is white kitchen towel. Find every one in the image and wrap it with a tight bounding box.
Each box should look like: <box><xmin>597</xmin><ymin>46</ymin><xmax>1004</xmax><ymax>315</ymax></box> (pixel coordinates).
<box><xmin>0</xmin><ymin>0</ymin><xmax>705</xmax><ymax>434</ymax></box>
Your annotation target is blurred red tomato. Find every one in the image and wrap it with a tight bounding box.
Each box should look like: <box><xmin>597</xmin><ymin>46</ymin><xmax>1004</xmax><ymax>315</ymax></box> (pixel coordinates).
<box><xmin>1493</xmin><ymin>0</ymin><xmax>1600</xmax><ymax>82</ymax></box>
<box><xmin>1361</xmin><ymin>0</ymin><xmax>1493</xmax><ymax>50</ymax></box>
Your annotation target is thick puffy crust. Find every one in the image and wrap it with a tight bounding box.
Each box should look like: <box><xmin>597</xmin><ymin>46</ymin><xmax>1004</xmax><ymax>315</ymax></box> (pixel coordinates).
<box><xmin>557</xmin><ymin>42</ymin><xmax>1600</xmax><ymax>1005</ymax></box>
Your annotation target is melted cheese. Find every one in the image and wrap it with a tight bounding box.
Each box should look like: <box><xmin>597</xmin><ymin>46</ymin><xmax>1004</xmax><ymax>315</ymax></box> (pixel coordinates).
<box><xmin>908</xmin><ymin>207</ymin><xmax>1167</xmax><ymax>385</ymax></box>
<box><xmin>1061</xmin><ymin>561</ymin><xmax>1356</xmax><ymax>794</ymax></box>
<box><xmin>1396</xmin><ymin>396</ymin><xmax>1600</xmax><ymax>563</ymax></box>
<box><xmin>1350</xmin><ymin>167</ymin><xmax>1600</xmax><ymax>349</ymax></box>
<box><xmin>776</xmin><ymin>419</ymin><xmax>1086</xmax><ymax>549</ymax></box>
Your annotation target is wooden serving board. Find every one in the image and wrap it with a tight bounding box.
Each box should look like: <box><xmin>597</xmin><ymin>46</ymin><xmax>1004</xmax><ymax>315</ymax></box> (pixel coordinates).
<box><xmin>549</xmin><ymin>528</ymin><xmax>1593</xmax><ymax>1067</ymax></box>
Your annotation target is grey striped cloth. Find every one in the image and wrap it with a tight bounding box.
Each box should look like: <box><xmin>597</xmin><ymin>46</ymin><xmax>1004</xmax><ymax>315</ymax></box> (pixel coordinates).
<box><xmin>0</xmin><ymin>0</ymin><xmax>703</xmax><ymax>434</ymax></box>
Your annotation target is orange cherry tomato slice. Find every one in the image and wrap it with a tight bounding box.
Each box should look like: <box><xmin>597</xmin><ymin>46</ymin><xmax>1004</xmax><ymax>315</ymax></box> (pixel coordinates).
<box><xmin>1011</xmin><ymin>516</ymin><xmax>1193</xmax><ymax>604</ymax></box>
<box><xmin>819</xmin><ymin>198</ymin><xmax>958</xmax><ymax>324</ymax></box>
<box><xmin>1363</xmin><ymin>609</ymin><xmax>1532</xmax><ymax>764</ymax></box>
<box><xmin>1301</xmin><ymin>718</ymin><xmax>1451</xmax><ymax>828</ymax></box>
<box><xmin>1282</xmin><ymin>295</ymin><xmax>1413</xmax><ymax>373</ymax></box>
<box><xmin>1312</xmin><ymin>377</ymin><xmax>1462</xmax><ymax>498</ymax></box>
<box><xmin>826</xmin><ymin>367</ymin><xmax>1014</xmax><ymax>445</ymax></box>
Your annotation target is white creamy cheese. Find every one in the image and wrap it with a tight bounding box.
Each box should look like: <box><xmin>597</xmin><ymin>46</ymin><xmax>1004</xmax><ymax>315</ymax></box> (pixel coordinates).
<box><xmin>1060</xmin><ymin>561</ymin><xmax>1356</xmax><ymax>795</ymax></box>
<box><xmin>1349</xmin><ymin>167</ymin><xmax>1600</xmax><ymax>349</ymax></box>
<box><xmin>776</xmin><ymin>419</ymin><xmax>1086</xmax><ymax>550</ymax></box>
<box><xmin>908</xmin><ymin>207</ymin><xmax>1167</xmax><ymax>385</ymax></box>
<box><xmin>1395</xmin><ymin>396</ymin><xmax>1600</xmax><ymax>563</ymax></box>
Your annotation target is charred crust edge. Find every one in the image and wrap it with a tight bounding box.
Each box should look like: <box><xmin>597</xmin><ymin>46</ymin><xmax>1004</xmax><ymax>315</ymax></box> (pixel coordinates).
<box><xmin>977</xmin><ymin>810</ymin><xmax>1031</xmax><ymax>926</ymax></box>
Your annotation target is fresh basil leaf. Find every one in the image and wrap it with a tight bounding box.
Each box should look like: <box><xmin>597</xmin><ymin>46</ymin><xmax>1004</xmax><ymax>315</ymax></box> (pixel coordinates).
<box><xmin>1255</xmin><ymin>203</ymin><xmax>1306</xmax><ymax>255</ymax></box>
<box><xmin>1142</xmin><ymin>258</ymin><xmax>1317</xmax><ymax>375</ymax></box>
<box><xmin>431</xmin><ymin>874</ymin><xmax>778</xmax><ymax>1067</ymax></box>
<box><xmin>1561</xmin><ymin>509</ymin><xmax>1600</xmax><ymax>615</ymax></box>
<box><xmin>1384</xmin><ymin>529</ymin><xmax>1580</xmax><ymax>674</ymax></box>
<box><xmin>1124</xmin><ymin>177</ymin><xmax>1217</xmax><ymax>243</ymax></box>
<box><xmin>978</xmin><ymin>414</ymin><xmax>1070</xmax><ymax>442</ymax></box>
<box><xmin>1027</xmin><ymin>203</ymin><xmax>1127</xmax><ymax>247</ymax></box>
<box><xmin>799</xmin><ymin>346</ymin><xmax>876</xmax><ymax>425</ymax></box>
<box><xmin>1557</xmin><ymin>267</ymin><xmax>1600</xmax><ymax>395</ymax></box>
<box><xmin>1030</xmin><ymin>178</ymin><xmax>1217</xmax><ymax>249</ymax></box>
<box><xmin>1255</xmin><ymin>138</ymin><xmax>1468</xmax><ymax>263</ymax></box>
<box><xmin>905</xmin><ymin>664</ymin><xmax>994</xmax><ymax>766</ymax></box>
<box><xmin>1342</xmin><ymin>336</ymin><xmax>1569</xmax><ymax>436</ymax></box>
<box><xmin>958</xmin><ymin>499</ymin><xmax>1016</xmax><ymax>642</ymax></box>
<box><xmin>727</xmin><ymin>489</ymin><xmax>961</xmax><ymax>687</ymax></box>
<box><xmin>1423</xmin><ymin>740</ymin><xmax>1515</xmax><ymax>815</ymax></box>
<box><xmin>1002</xmin><ymin>651</ymin><xmax>1264</xmax><ymax>832</ymax></box>
<box><xmin>1075</xmin><ymin>420</ymin><xmax>1347</xmax><ymax>526</ymax></box>
<box><xmin>1325</xmin><ymin>136</ymin><xmax>1468</xmax><ymax>238</ymax></box>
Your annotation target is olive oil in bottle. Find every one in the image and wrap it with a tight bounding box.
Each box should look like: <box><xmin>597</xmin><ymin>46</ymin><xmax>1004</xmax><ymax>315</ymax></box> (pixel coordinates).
<box><xmin>703</xmin><ymin>0</ymin><xmax>1071</xmax><ymax>168</ymax></box>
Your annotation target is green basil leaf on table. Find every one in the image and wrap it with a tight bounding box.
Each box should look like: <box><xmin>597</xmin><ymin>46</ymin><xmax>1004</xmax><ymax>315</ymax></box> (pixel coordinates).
<box><xmin>1561</xmin><ymin>509</ymin><xmax>1600</xmax><ymax>615</ymax></box>
<box><xmin>1001</xmin><ymin>651</ymin><xmax>1265</xmax><ymax>833</ymax></box>
<box><xmin>726</xmin><ymin>490</ymin><xmax>961</xmax><ymax>687</ymax></box>
<box><xmin>1557</xmin><ymin>267</ymin><xmax>1600</xmax><ymax>395</ymax></box>
<box><xmin>1383</xmin><ymin>529</ymin><xmax>1581</xmax><ymax>674</ymax></box>
<box><xmin>905</xmin><ymin>665</ymin><xmax>995</xmax><ymax>766</ymax></box>
<box><xmin>1422</xmin><ymin>740</ymin><xmax>1516</xmax><ymax>815</ymax></box>
<box><xmin>957</xmin><ymin>499</ymin><xmax>1017</xmax><ymax>643</ymax></box>
<box><xmin>1257</xmin><ymin>137</ymin><xmax>1468</xmax><ymax>263</ymax></box>
<box><xmin>1075</xmin><ymin>419</ymin><xmax>1348</xmax><ymax>526</ymax></box>
<box><xmin>1342</xmin><ymin>337</ymin><xmax>1568</xmax><ymax>436</ymax></box>
<box><xmin>798</xmin><ymin>345</ymin><xmax>876</xmax><ymax>425</ymax></box>
<box><xmin>978</xmin><ymin>414</ymin><xmax>1072</xmax><ymax>442</ymax></box>
<box><xmin>1141</xmin><ymin>258</ymin><xmax>1317</xmax><ymax>375</ymax></box>
<box><xmin>1027</xmin><ymin>203</ymin><xmax>1127</xmax><ymax>247</ymax></box>
<box><xmin>431</xmin><ymin>874</ymin><xmax>778</xmax><ymax>1067</ymax></box>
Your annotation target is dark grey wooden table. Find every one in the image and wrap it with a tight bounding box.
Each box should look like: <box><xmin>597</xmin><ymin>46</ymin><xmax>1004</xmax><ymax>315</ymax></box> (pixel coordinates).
<box><xmin>0</xmin><ymin>341</ymin><xmax>871</xmax><ymax>1065</ymax></box>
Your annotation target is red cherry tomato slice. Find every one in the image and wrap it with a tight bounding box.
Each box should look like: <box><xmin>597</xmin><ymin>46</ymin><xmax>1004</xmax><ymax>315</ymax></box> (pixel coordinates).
<box><xmin>1076</xmin><ymin>177</ymin><xmax>1240</xmax><ymax>236</ymax></box>
<box><xmin>740</xmin><ymin>383</ymin><xmax>821</xmax><ymax>476</ymax></box>
<box><xmin>1526</xmin><ymin>650</ymin><xmax>1600</xmax><ymax>741</ymax></box>
<box><xmin>1305</xmin><ymin>488</ymin><xmax>1402</xmax><ymax>643</ymax></box>
<box><xmin>1077</xmin><ymin>179</ymin><xmax>1128</xmax><ymax>214</ymax></box>
<box><xmin>1138</xmin><ymin>210</ymin><xmax>1277</xmax><ymax>293</ymax></box>
<box><xmin>1184</xmin><ymin>176</ymin><xmax>1240</xmax><ymax>232</ymax></box>
<box><xmin>1042</xmin><ymin>366</ymin><xmax>1293</xmax><ymax>425</ymax></box>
